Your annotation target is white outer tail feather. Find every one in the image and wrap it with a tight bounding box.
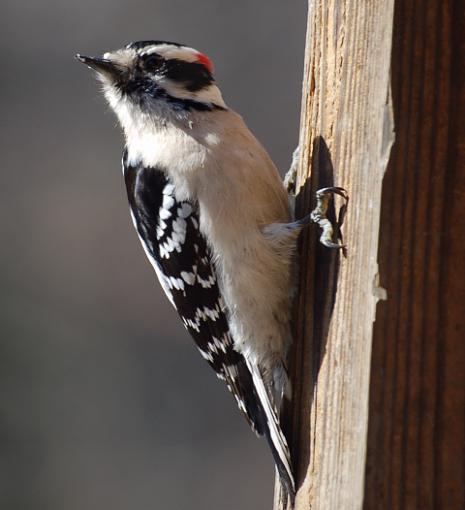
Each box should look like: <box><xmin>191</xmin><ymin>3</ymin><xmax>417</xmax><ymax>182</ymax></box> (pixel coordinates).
<box><xmin>244</xmin><ymin>357</ymin><xmax>295</xmax><ymax>493</ymax></box>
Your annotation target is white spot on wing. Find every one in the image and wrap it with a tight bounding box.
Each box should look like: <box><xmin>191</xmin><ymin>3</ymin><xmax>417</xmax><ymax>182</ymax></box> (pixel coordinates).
<box><xmin>178</xmin><ymin>203</ymin><xmax>192</xmax><ymax>218</ymax></box>
<box><xmin>159</xmin><ymin>207</ymin><xmax>172</xmax><ymax>220</ymax></box>
<box><xmin>198</xmin><ymin>273</ymin><xmax>216</xmax><ymax>288</ymax></box>
<box><xmin>130</xmin><ymin>209</ymin><xmax>175</xmax><ymax>307</ymax></box>
<box><xmin>207</xmin><ymin>334</ymin><xmax>229</xmax><ymax>355</ymax></box>
<box><xmin>181</xmin><ymin>304</ymin><xmax>222</xmax><ymax>333</ymax></box>
<box><xmin>163</xmin><ymin>184</ymin><xmax>175</xmax><ymax>195</ymax></box>
<box><xmin>198</xmin><ymin>348</ymin><xmax>213</xmax><ymax>363</ymax></box>
<box><xmin>180</xmin><ymin>270</ymin><xmax>196</xmax><ymax>285</ymax></box>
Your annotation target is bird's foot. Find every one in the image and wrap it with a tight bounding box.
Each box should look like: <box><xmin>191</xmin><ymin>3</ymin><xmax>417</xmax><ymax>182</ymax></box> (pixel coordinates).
<box><xmin>298</xmin><ymin>187</ymin><xmax>349</xmax><ymax>254</ymax></box>
<box><xmin>283</xmin><ymin>146</ymin><xmax>300</xmax><ymax>196</ymax></box>
<box><xmin>311</xmin><ymin>186</ymin><xmax>348</xmax><ymax>252</ymax></box>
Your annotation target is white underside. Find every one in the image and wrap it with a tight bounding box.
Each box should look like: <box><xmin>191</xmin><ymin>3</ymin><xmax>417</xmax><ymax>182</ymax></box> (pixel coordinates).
<box><xmin>112</xmin><ymin>89</ymin><xmax>296</xmax><ymax>376</ymax></box>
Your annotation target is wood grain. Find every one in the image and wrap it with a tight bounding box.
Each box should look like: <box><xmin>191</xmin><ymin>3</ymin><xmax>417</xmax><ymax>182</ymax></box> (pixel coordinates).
<box><xmin>275</xmin><ymin>1</ymin><xmax>395</xmax><ymax>509</ymax></box>
<box><xmin>364</xmin><ymin>0</ymin><xmax>465</xmax><ymax>508</ymax></box>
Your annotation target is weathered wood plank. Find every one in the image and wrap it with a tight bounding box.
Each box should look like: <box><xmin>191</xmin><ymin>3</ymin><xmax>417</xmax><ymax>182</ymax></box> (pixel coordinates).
<box><xmin>275</xmin><ymin>1</ymin><xmax>395</xmax><ymax>509</ymax></box>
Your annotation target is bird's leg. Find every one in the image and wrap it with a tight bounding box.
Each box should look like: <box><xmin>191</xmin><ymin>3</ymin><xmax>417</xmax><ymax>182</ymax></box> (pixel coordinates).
<box><xmin>283</xmin><ymin>146</ymin><xmax>348</xmax><ymax>252</ymax></box>
<box><xmin>299</xmin><ymin>187</ymin><xmax>349</xmax><ymax>252</ymax></box>
<box><xmin>283</xmin><ymin>146</ymin><xmax>300</xmax><ymax>196</ymax></box>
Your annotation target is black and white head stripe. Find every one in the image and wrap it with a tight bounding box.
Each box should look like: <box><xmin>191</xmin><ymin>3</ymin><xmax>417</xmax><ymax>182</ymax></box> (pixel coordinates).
<box><xmin>123</xmin><ymin>151</ymin><xmax>294</xmax><ymax>497</ymax></box>
<box><xmin>99</xmin><ymin>40</ymin><xmax>226</xmax><ymax>112</ymax></box>
<box><xmin>158</xmin><ymin>57</ymin><xmax>213</xmax><ymax>92</ymax></box>
<box><xmin>125</xmin><ymin>40</ymin><xmax>184</xmax><ymax>50</ymax></box>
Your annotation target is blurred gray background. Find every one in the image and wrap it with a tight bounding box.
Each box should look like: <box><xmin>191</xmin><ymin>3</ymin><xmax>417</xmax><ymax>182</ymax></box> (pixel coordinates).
<box><xmin>0</xmin><ymin>1</ymin><xmax>306</xmax><ymax>509</ymax></box>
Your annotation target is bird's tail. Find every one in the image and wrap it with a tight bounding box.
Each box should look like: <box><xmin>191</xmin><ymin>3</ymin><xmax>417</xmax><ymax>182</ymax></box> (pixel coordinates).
<box><xmin>244</xmin><ymin>357</ymin><xmax>295</xmax><ymax>504</ymax></box>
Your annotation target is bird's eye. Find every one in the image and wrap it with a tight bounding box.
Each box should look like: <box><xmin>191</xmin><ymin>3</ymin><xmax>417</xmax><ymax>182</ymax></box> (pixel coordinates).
<box><xmin>144</xmin><ymin>55</ymin><xmax>163</xmax><ymax>70</ymax></box>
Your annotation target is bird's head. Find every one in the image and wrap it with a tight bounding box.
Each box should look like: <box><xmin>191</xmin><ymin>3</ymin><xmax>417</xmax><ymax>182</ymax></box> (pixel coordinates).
<box><xmin>76</xmin><ymin>40</ymin><xmax>226</xmax><ymax>127</ymax></box>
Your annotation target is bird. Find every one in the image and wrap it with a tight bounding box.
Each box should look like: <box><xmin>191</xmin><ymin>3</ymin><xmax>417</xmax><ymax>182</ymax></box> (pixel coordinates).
<box><xmin>76</xmin><ymin>40</ymin><xmax>346</xmax><ymax>502</ymax></box>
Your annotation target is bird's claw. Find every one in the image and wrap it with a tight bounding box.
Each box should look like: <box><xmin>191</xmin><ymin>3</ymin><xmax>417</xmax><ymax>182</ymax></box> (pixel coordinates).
<box><xmin>284</xmin><ymin>146</ymin><xmax>300</xmax><ymax>195</ymax></box>
<box><xmin>310</xmin><ymin>187</ymin><xmax>349</xmax><ymax>254</ymax></box>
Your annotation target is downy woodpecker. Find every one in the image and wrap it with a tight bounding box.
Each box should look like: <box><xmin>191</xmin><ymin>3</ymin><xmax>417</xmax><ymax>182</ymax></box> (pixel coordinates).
<box><xmin>76</xmin><ymin>40</ymin><xmax>346</xmax><ymax>501</ymax></box>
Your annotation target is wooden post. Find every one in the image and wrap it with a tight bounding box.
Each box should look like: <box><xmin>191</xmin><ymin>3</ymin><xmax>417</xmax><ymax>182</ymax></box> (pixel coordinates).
<box><xmin>275</xmin><ymin>1</ymin><xmax>395</xmax><ymax>508</ymax></box>
<box><xmin>364</xmin><ymin>0</ymin><xmax>465</xmax><ymax>508</ymax></box>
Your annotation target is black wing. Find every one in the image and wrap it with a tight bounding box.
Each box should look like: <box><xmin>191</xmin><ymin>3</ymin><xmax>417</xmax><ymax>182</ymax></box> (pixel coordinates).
<box><xmin>123</xmin><ymin>152</ymin><xmax>260</xmax><ymax>427</ymax></box>
<box><xmin>122</xmin><ymin>151</ymin><xmax>294</xmax><ymax>497</ymax></box>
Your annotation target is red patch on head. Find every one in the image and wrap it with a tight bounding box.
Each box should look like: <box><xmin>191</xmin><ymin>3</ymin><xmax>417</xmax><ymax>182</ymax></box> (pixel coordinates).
<box><xmin>196</xmin><ymin>52</ymin><xmax>214</xmax><ymax>74</ymax></box>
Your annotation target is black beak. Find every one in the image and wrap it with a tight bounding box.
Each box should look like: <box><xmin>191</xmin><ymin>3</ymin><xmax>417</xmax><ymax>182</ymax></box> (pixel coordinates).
<box><xmin>75</xmin><ymin>54</ymin><xmax>124</xmax><ymax>79</ymax></box>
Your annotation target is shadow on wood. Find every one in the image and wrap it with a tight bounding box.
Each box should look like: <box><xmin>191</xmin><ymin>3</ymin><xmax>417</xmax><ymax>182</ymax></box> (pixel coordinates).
<box><xmin>282</xmin><ymin>136</ymin><xmax>343</xmax><ymax>494</ymax></box>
